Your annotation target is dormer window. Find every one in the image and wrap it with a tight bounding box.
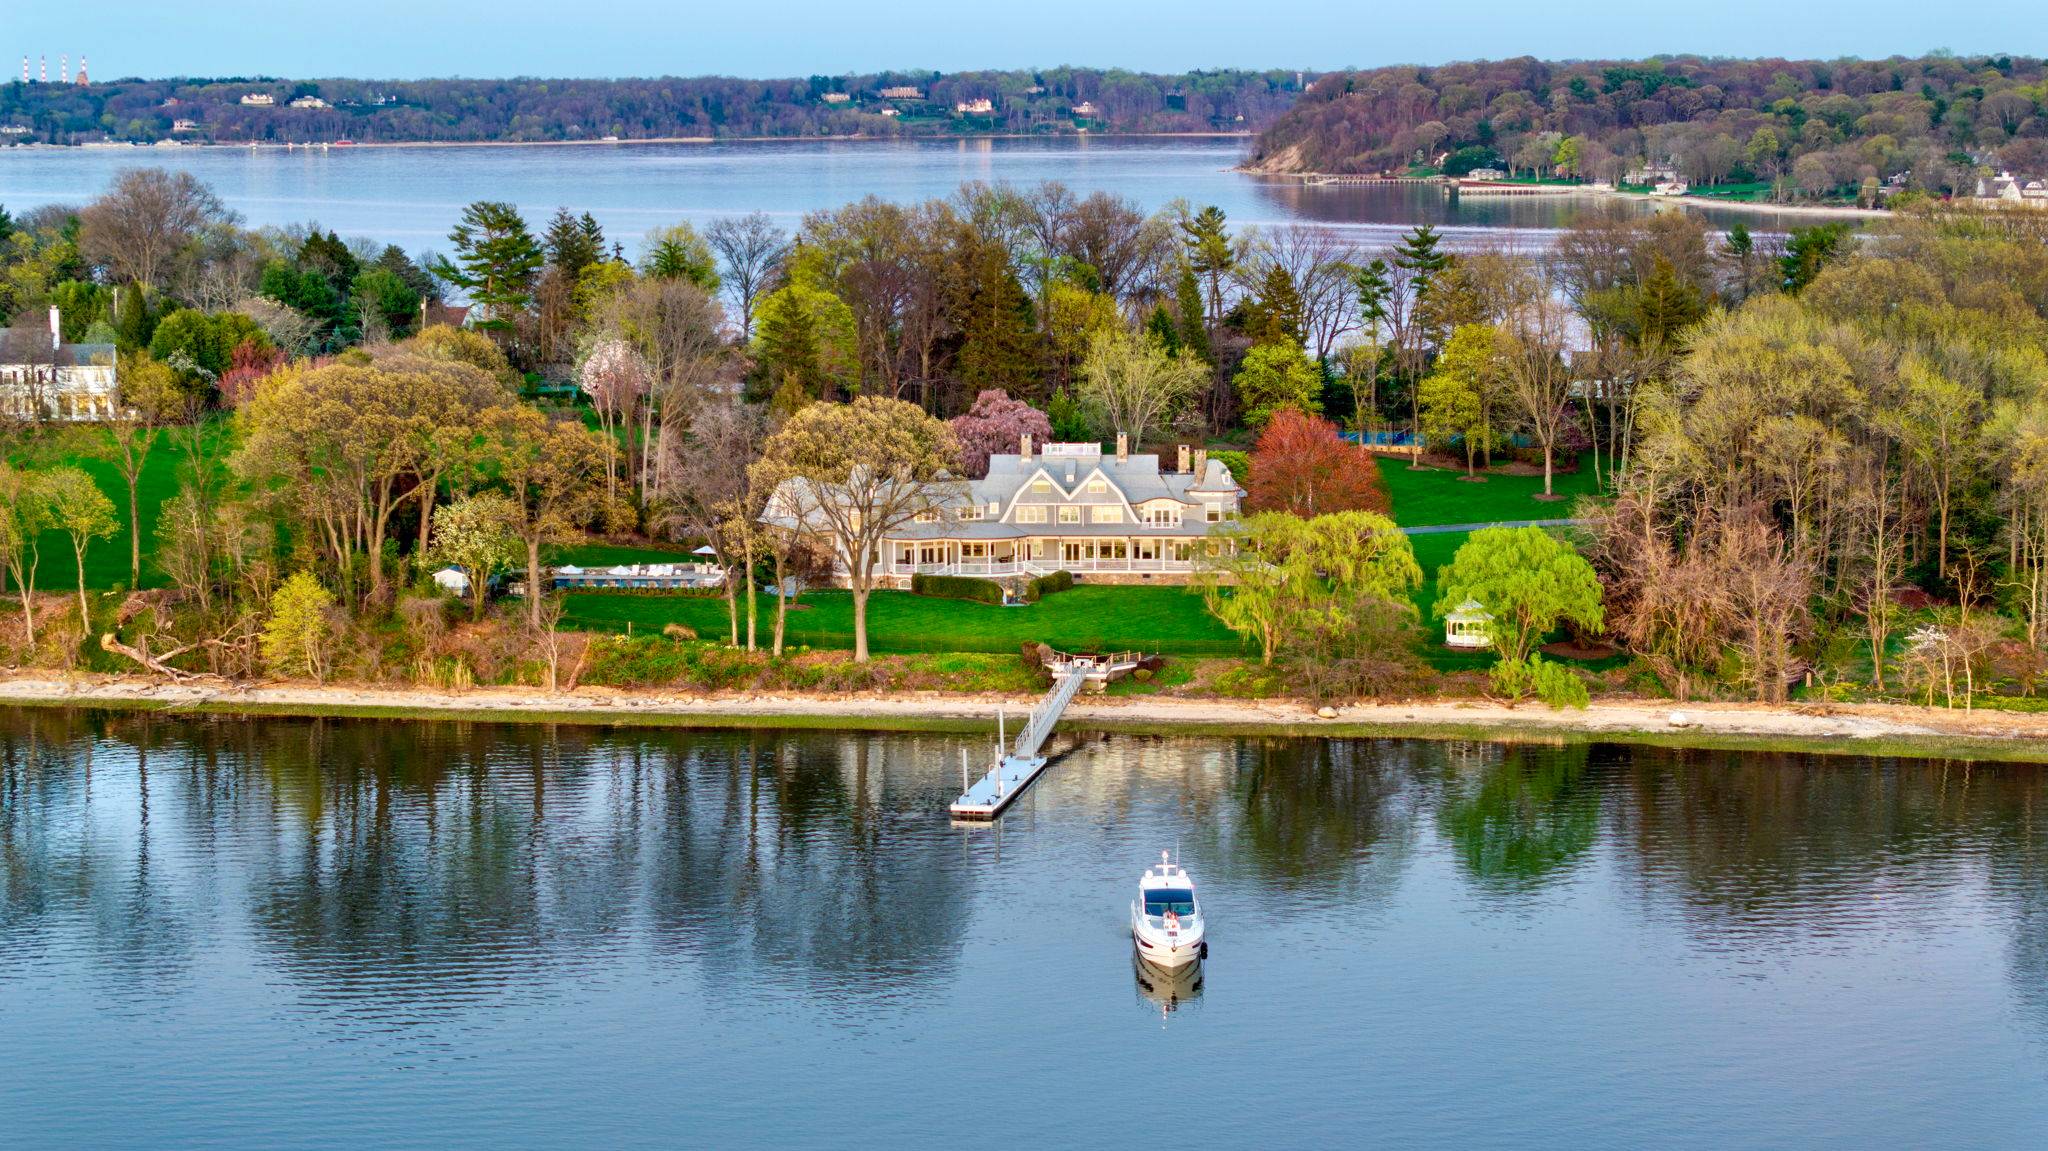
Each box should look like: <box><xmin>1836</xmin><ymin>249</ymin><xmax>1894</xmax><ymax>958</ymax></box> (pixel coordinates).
<box><xmin>957</xmin><ymin>505</ymin><xmax>983</xmax><ymax>521</ymax></box>
<box><xmin>915</xmin><ymin>509</ymin><xmax>941</xmax><ymax>523</ymax></box>
<box><xmin>1030</xmin><ymin>479</ymin><xmax>1052</xmax><ymax>494</ymax></box>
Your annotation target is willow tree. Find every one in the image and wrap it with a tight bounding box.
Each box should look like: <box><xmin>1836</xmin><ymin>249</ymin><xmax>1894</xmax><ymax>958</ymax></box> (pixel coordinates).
<box><xmin>755</xmin><ymin>396</ymin><xmax>960</xmax><ymax>661</ymax></box>
<box><xmin>1199</xmin><ymin>510</ymin><xmax>1421</xmax><ymax>665</ymax></box>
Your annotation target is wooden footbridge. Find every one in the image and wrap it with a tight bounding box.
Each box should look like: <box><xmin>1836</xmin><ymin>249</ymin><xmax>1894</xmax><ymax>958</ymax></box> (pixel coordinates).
<box><xmin>947</xmin><ymin>651</ymin><xmax>1147</xmax><ymax>821</ymax></box>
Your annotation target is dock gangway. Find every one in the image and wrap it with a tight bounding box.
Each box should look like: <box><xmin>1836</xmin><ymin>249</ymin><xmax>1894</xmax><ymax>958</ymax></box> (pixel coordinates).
<box><xmin>949</xmin><ymin>654</ymin><xmax>1127</xmax><ymax>821</ymax></box>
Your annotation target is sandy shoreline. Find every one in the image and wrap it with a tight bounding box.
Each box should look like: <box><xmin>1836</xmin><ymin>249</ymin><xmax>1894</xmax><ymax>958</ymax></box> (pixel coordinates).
<box><xmin>1240</xmin><ymin>170</ymin><xmax>1890</xmax><ymax>220</ymax></box>
<box><xmin>5</xmin><ymin>675</ymin><xmax>2044</xmax><ymax>760</ymax></box>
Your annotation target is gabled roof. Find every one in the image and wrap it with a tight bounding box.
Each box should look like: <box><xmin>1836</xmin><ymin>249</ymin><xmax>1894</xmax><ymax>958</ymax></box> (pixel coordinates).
<box><xmin>0</xmin><ymin>329</ymin><xmax>116</xmax><ymax>367</ymax></box>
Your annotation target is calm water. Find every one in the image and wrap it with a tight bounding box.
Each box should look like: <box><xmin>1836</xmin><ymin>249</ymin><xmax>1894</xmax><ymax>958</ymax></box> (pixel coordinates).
<box><xmin>2</xmin><ymin>709</ymin><xmax>2045</xmax><ymax>1148</ymax></box>
<box><xmin>0</xmin><ymin>137</ymin><xmax>1793</xmax><ymax>251</ymax></box>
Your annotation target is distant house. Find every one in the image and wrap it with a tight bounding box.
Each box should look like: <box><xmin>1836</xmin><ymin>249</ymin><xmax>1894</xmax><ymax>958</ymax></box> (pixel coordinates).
<box><xmin>954</xmin><ymin>98</ymin><xmax>995</xmax><ymax>115</ymax></box>
<box><xmin>1071</xmin><ymin>101</ymin><xmax>1099</xmax><ymax>118</ymax></box>
<box><xmin>172</xmin><ymin>118</ymin><xmax>199</xmax><ymax>132</ymax></box>
<box><xmin>0</xmin><ymin>124</ymin><xmax>29</xmax><ymax>136</ymax></box>
<box><xmin>288</xmin><ymin>95</ymin><xmax>329</xmax><ymax>109</ymax></box>
<box><xmin>879</xmin><ymin>108</ymin><xmax>900</xmax><ymax>118</ymax></box>
<box><xmin>239</xmin><ymin>93</ymin><xmax>275</xmax><ymax>107</ymax></box>
<box><xmin>878</xmin><ymin>86</ymin><xmax>922</xmax><ymax>100</ymax></box>
<box><xmin>0</xmin><ymin>308</ymin><xmax>119</xmax><ymax>421</ymax></box>
<box><xmin>820</xmin><ymin>92</ymin><xmax>851</xmax><ymax>104</ymax></box>
<box><xmin>1466</xmin><ymin>167</ymin><xmax>1505</xmax><ymax>181</ymax></box>
<box><xmin>1977</xmin><ymin>171</ymin><xmax>2048</xmax><ymax>204</ymax></box>
<box><xmin>763</xmin><ymin>436</ymin><xmax>1244</xmax><ymax>588</ymax></box>
<box><xmin>1625</xmin><ymin>162</ymin><xmax>1678</xmax><ymax>185</ymax></box>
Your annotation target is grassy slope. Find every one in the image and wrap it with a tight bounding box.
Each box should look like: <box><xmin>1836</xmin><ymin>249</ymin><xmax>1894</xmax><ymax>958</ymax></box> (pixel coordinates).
<box><xmin>1375</xmin><ymin>452</ymin><xmax>1600</xmax><ymax>526</ymax></box>
<box><xmin>564</xmin><ymin>585</ymin><xmax>1246</xmax><ymax>656</ymax></box>
<box><xmin>24</xmin><ymin>434</ymin><xmax>196</xmax><ymax>593</ymax></box>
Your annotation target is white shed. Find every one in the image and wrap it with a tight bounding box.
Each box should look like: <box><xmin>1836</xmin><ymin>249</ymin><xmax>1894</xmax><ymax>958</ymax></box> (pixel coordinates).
<box><xmin>431</xmin><ymin>567</ymin><xmax>471</xmax><ymax>596</ymax></box>
<box><xmin>1445</xmin><ymin>599</ymin><xmax>1493</xmax><ymax>649</ymax></box>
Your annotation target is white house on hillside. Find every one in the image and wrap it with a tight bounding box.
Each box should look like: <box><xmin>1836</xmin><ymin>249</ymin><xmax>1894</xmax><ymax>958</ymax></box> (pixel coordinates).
<box><xmin>765</xmin><ymin>436</ymin><xmax>1243</xmax><ymax>587</ymax></box>
<box><xmin>0</xmin><ymin>308</ymin><xmax>118</xmax><ymax>421</ymax></box>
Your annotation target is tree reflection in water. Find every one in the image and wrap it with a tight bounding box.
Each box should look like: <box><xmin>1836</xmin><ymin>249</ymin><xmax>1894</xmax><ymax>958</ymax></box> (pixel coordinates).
<box><xmin>1435</xmin><ymin>743</ymin><xmax>1603</xmax><ymax>893</ymax></box>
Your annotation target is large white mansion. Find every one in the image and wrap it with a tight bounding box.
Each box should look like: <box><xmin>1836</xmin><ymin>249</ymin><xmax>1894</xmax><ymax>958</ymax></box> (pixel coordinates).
<box><xmin>773</xmin><ymin>435</ymin><xmax>1244</xmax><ymax>587</ymax></box>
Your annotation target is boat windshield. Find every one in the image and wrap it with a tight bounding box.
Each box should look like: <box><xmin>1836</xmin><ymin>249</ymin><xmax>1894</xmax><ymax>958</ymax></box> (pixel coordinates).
<box><xmin>1144</xmin><ymin>889</ymin><xmax>1195</xmax><ymax>917</ymax></box>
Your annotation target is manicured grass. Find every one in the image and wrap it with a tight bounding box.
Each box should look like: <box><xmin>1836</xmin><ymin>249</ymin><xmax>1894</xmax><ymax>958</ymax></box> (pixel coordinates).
<box><xmin>1377</xmin><ymin>452</ymin><xmax>1601</xmax><ymax>527</ymax></box>
<box><xmin>563</xmin><ymin>585</ymin><xmax>1247</xmax><ymax>657</ymax></box>
<box><xmin>17</xmin><ymin>432</ymin><xmax>206</xmax><ymax>593</ymax></box>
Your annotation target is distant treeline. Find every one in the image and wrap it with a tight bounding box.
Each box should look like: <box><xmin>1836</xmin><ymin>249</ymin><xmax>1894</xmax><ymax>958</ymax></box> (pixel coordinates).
<box><xmin>1252</xmin><ymin>53</ymin><xmax>2048</xmax><ymax>199</ymax></box>
<box><xmin>0</xmin><ymin>69</ymin><xmax>1310</xmax><ymax>145</ymax></box>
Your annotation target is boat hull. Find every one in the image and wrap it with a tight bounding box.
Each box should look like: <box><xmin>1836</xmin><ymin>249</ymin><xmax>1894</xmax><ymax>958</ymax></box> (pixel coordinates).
<box><xmin>1131</xmin><ymin>916</ymin><xmax>1205</xmax><ymax>971</ymax></box>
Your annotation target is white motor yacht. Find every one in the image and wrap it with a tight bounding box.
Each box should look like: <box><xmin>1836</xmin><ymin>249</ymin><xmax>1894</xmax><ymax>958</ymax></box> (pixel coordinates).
<box><xmin>1130</xmin><ymin>851</ymin><xmax>1206</xmax><ymax>970</ymax></box>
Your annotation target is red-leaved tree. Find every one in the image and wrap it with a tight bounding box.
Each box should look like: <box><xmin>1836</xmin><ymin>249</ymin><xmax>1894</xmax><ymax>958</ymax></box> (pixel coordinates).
<box><xmin>217</xmin><ymin>340</ymin><xmax>288</xmax><ymax>409</ymax></box>
<box><xmin>949</xmin><ymin>389</ymin><xmax>1052</xmax><ymax>478</ymax></box>
<box><xmin>1247</xmin><ymin>409</ymin><xmax>1390</xmax><ymax>516</ymax></box>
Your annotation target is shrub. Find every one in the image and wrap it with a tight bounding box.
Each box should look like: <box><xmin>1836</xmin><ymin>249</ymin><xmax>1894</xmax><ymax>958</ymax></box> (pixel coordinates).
<box><xmin>911</xmin><ymin>573</ymin><xmax>1005</xmax><ymax>604</ymax></box>
<box><xmin>1490</xmin><ymin>655</ymin><xmax>1589</xmax><ymax>709</ymax></box>
<box><xmin>1024</xmin><ymin>569</ymin><xmax>1075</xmax><ymax>602</ymax></box>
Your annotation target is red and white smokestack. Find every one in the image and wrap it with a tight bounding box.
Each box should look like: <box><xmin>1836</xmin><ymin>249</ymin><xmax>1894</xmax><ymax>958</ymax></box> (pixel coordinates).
<box><xmin>77</xmin><ymin>56</ymin><xmax>87</xmax><ymax>85</ymax></box>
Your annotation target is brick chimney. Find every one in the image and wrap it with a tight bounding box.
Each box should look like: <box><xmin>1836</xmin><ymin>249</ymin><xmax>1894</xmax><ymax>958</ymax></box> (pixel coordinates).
<box><xmin>1193</xmin><ymin>448</ymin><xmax>1208</xmax><ymax>479</ymax></box>
<box><xmin>1177</xmin><ymin>444</ymin><xmax>1190</xmax><ymax>473</ymax></box>
<box><xmin>1020</xmin><ymin>433</ymin><xmax>1033</xmax><ymax>459</ymax></box>
<box><xmin>1116</xmin><ymin>433</ymin><xmax>1128</xmax><ymax>462</ymax></box>
<box><xmin>49</xmin><ymin>305</ymin><xmax>61</xmax><ymax>351</ymax></box>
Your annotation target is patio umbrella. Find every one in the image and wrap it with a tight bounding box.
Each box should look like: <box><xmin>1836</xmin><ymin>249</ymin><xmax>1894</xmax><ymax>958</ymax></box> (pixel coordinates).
<box><xmin>692</xmin><ymin>546</ymin><xmax>718</xmax><ymax>556</ymax></box>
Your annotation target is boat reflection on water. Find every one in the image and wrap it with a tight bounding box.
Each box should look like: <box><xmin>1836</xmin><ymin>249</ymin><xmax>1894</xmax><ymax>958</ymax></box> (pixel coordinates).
<box><xmin>1133</xmin><ymin>951</ymin><xmax>1204</xmax><ymax>1018</ymax></box>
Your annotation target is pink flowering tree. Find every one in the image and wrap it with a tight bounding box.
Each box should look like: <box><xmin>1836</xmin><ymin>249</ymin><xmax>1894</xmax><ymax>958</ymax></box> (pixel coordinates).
<box><xmin>948</xmin><ymin>389</ymin><xmax>1051</xmax><ymax>478</ymax></box>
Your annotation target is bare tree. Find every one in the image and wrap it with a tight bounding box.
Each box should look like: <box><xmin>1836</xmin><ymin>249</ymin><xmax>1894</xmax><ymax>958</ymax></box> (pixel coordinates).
<box><xmin>707</xmin><ymin>212</ymin><xmax>788</xmax><ymax>341</ymax></box>
<box><xmin>79</xmin><ymin>168</ymin><xmax>234</xmax><ymax>290</ymax></box>
<box><xmin>600</xmin><ymin>277</ymin><xmax>729</xmax><ymax>505</ymax></box>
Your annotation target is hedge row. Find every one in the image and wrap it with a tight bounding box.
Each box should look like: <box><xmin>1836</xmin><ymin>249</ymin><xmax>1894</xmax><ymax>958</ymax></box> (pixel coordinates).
<box><xmin>910</xmin><ymin>573</ymin><xmax>1006</xmax><ymax>604</ymax></box>
<box><xmin>1024</xmin><ymin>569</ymin><xmax>1074</xmax><ymax>602</ymax></box>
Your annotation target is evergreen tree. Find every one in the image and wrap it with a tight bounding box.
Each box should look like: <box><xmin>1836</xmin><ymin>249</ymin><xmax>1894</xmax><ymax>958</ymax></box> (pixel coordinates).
<box><xmin>429</xmin><ymin>201</ymin><xmax>544</xmax><ymax>333</ymax></box>
<box><xmin>948</xmin><ymin>232</ymin><xmax>1039</xmax><ymax>395</ymax></box>
<box><xmin>544</xmin><ymin>207</ymin><xmax>603</xmax><ymax>276</ymax></box>
<box><xmin>113</xmin><ymin>281</ymin><xmax>153</xmax><ymax>352</ymax></box>
<box><xmin>1246</xmin><ymin>263</ymin><xmax>1305</xmax><ymax>346</ymax></box>
<box><xmin>1178</xmin><ymin>205</ymin><xmax>1234</xmax><ymax>324</ymax></box>
<box><xmin>1145</xmin><ymin>303</ymin><xmax>1181</xmax><ymax>354</ymax></box>
<box><xmin>1635</xmin><ymin>255</ymin><xmax>1706</xmax><ymax>348</ymax></box>
<box><xmin>1174</xmin><ymin>262</ymin><xmax>1211</xmax><ymax>363</ymax></box>
<box><xmin>1393</xmin><ymin>224</ymin><xmax>1449</xmax><ymax>298</ymax></box>
<box><xmin>1780</xmin><ymin>222</ymin><xmax>1851</xmax><ymax>295</ymax></box>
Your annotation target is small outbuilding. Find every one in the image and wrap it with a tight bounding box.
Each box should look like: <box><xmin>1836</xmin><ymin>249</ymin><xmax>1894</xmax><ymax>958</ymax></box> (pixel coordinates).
<box><xmin>1445</xmin><ymin>599</ymin><xmax>1494</xmax><ymax>649</ymax></box>
<box><xmin>431</xmin><ymin>567</ymin><xmax>472</xmax><ymax>596</ymax></box>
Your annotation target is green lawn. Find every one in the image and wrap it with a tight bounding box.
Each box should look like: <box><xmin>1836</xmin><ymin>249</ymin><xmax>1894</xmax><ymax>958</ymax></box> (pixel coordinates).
<box><xmin>1377</xmin><ymin>452</ymin><xmax>1601</xmax><ymax>527</ymax></box>
<box><xmin>563</xmin><ymin>585</ymin><xmax>1247</xmax><ymax>657</ymax></box>
<box><xmin>17</xmin><ymin>432</ymin><xmax>204</xmax><ymax>593</ymax></box>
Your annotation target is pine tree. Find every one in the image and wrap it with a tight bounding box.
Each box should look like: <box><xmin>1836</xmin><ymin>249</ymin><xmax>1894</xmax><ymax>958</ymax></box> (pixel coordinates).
<box><xmin>948</xmin><ymin>232</ymin><xmax>1039</xmax><ymax>394</ymax></box>
<box><xmin>430</xmin><ymin>201</ymin><xmax>544</xmax><ymax>333</ymax></box>
<box><xmin>1174</xmin><ymin>262</ymin><xmax>1211</xmax><ymax>363</ymax></box>
<box><xmin>1178</xmin><ymin>205</ymin><xmax>1234</xmax><ymax>324</ymax></box>
<box><xmin>1393</xmin><ymin>224</ymin><xmax>1449</xmax><ymax>297</ymax></box>
<box><xmin>1247</xmin><ymin>263</ymin><xmax>1304</xmax><ymax>346</ymax></box>
<box><xmin>1145</xmin><ymin>303</ymin><xmax>1181</xmax><ymax>354</ymax></box>
<box><xmin>544</xmin><ymin>207</ymin><xmax>603</xmax><ymax>276</ymax></box>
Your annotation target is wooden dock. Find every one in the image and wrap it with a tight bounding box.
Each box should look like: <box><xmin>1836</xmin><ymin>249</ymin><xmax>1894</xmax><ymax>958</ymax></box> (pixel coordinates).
<box><xmin>948</xmin><ymin>652</ymin><xmax>1142</xmax><ymax>820</ymax></box>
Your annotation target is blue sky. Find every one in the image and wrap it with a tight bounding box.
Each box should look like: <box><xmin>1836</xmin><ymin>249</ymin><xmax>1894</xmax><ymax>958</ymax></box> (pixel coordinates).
<box><xmin>8</xmin><ymin>2</ymin><xmax>2043</xmax><ymax>79</ymax></box>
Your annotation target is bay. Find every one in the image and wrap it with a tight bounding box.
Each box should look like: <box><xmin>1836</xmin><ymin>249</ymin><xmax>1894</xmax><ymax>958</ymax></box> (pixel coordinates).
<box><xmin>2</xmin><ymin>708</ymin><xmax>2045</xmax><ymax>1149</ymax></box>
<box><xmin>0</xmin><ymin>137</ymin><xmax>1798</xmax><ymax>252</ymax></box>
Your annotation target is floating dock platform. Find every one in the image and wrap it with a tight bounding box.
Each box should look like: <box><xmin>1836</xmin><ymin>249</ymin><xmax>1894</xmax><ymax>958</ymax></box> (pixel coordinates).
<box><xmin>948</xmin><ymin>754</ymin><xmax>1051</xmax><ymax>820</ymax></box>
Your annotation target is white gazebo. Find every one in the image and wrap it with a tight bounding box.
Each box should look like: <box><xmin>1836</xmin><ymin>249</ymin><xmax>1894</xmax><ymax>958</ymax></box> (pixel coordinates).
<box><xmin>1445</xmin><ymin>599</ymin><xmax>1494</xmax><ymax>649</ymax></box>
<box><xmin>431</xmin><ymin>566</ymin><xmax>472</xmax><ymax>596</ymax></box>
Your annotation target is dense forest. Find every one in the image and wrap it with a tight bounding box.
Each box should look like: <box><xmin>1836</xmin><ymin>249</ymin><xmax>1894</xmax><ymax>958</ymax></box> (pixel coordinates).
<box><xmin>0</xmin><ymin>68</ymin><xmax>1308</xmax><ymax>145</ymax></box>
<box><xmin>1251</xmin><ymin>53</ymin><xmax>2048</xmax><ymax>199</ymax></box>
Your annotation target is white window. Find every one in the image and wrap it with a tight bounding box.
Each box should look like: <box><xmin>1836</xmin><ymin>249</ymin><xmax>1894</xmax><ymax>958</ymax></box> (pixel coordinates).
<box><xmin>1017</xmin><ymin>505</ymin><xmax>1047</xmax><ymax>524</ymax></box>
<box><xmin>1093</xmin><ymin>506</ymin><xmax>1122</xmax><ymax>524</ymax></box>
<box><xmin>957</xmin><ymin>505</ymin><xmax>983</xmax><ymax>521</ymax></box>
<box><xmin>915</xmin><ymin>509</ymin><xmax>941</xmax><ymax>523</ymax></box>
<box><xmin>1085</xmin><ymin>478</ymin><xmax>1108</xmax><ymax>494</ymax></box>
<box><xmin>1030</xmin><ymin>479</ymin><xmax>1053</xmax><ymax>494</ymax></box>
<box><xmin>1058</xmin><ymin>506</ymin><xmax>1081</xmax><ymax>524</ymax></box>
